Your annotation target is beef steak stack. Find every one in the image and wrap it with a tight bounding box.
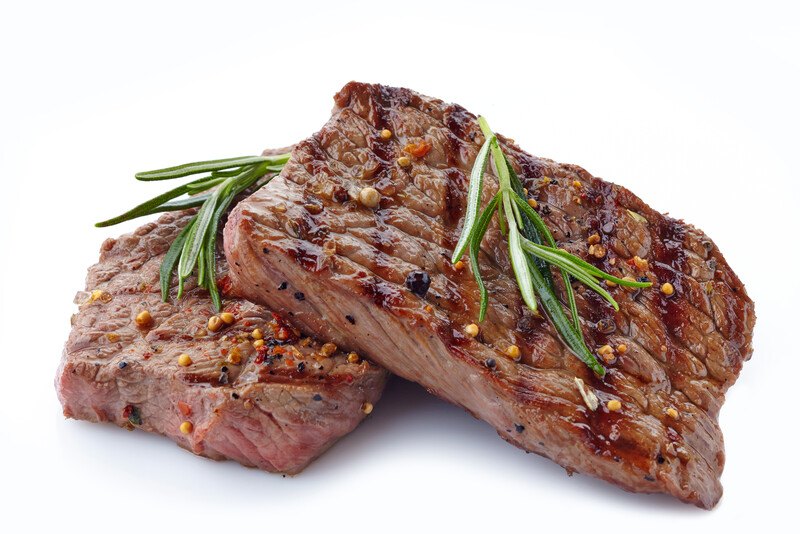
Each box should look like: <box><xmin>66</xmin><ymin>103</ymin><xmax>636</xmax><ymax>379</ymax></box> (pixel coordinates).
<box><xmin>224</xmin><ymin>82</ymin><xmax>755</xmax><ymax>507</ymax></box>
<box><xmin>57</xmin><ymin>210</ymin><xmax>387</xmax><ymax>474</ymax></box>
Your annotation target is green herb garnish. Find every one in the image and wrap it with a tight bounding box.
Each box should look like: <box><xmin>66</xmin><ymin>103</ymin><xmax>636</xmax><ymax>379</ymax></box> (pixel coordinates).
<box><xmin>452</xmin><ymin>118</ymin><xmax>650</xmax><ymax>376</ymax></box>
<box><xmin>96</xmin><ymin>153</ymin><xmax>290</xmax><ymax>311</ymax></box>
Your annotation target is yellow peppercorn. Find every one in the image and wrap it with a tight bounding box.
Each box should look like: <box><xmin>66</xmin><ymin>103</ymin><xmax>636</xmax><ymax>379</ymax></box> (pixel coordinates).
<box><xmin>605</xmin><ymin>280</ymin><xmax>618</xmax><ymax>288</ymax></box>
<box><xmin>135</xmin><ymin>310</ymin><xmax>153</xmax><ymax>328</ymax></box>
<box><xmin>617</xmin><ymin>343</ymin><xmax>628</xmax><ymax>354</ymax></box>
<box><xmin>380</xmin><ymin>129</ymin><xmax>392</xmax><ymax>140</ymax></box>
<box><xmin>572</xmin><ymin>180</ymin><xmax>582</xmax><ymax>188</ymax></box>
<box><xmin>527</xmin><ymin>198</ymin><xmax>538</xmax><ymax>208</ymax></box>
<box><xmin>587</xmin><ymin>233</ymin><xmax>601</xmax><ymax>245</ymax></box>
<box><xmin>251</xmin><ymin>328</ymin><xmax>263</xmax><ymax>340</ymax></box>
<box><xmin>424</xmin><ymin>304</ymin><xmax>433</xmax><ymax>313</ymax></box>
<box><xmin>666</xmin><ymin>407</ymin><xmax>679</xmax><ymax>419</ymax></box>
<box><xmin>542</xmin><ymin>176</ymin><xmax>552</xmax><ymax>185</ymax></box>
<box><xmin>207</xmin><ymin>315</ymin><xmax>223</xmax><ymax>332</ymax></box>
<box><xmin>347</xmin><ymin>352</ymin><xmax>360</xmax><ymax>364</ymax></box>
<box><xmin>219</xmin><ymin>312</ymin><xmax>235</xmax><ymax>325</ymax></box>
<box><xmin>90</xmin><ymin>289</ymin><xmax>112</xmax><ymax>303</ymax></box>
<box><xmin>588</xmin><ymin>244</ymin><xmax>607</xmax><ymax>259</ymax></box>
<box><xmin>397</xmin><ymin>156</ymin><xmax>411</xmax><ymax>167</ymax></box>
<box><xmin>180</xmin><ymin>421</ymin><xmax>193</xmax><ymax>434</ymax></box>
<box><xmin>359</xmin><ymin>187</ymin><xmax>381</xmax><ymax>208</ymax></box>
<box><xmin>465</xmin><ymin>323</ymin><xmax>480</xmax><ymax>337</ymax></box>
<box><xmin>253</xmin><ymin>339</ymin><xmax>265</xmax><ymax>348</ymax></box>
<box><xmin>361</xmin><ymin>402</ymin><xmax>373</xmax><ymax>415</ymax></box>
<box><xmin>505</xmin><ymin>345</ymin><xmax>521</xmax><ymax>360</ymax></box>
<box><xmin>633</xmin><ymin>256</ymin><xmax>649</xmax><ymax>271</ymax></box>
<box><xmin>227</xmin><ymin>347</ymin><xmax>242</xmax><ymax>365</ymax></box>
<box><xmin>607</xmin><ymin>399</ymin><xmax>622</xmax><ymax>412</ymax></box>
<box><xmin>178</xmin><ymin>354</ymin><xmax>192</xmax><ymax>367</ymax></box>
<box><xmin>454</xmin><ymin>260</ymin><xmax>466</xmax><ymax>271</ymax></box>
<box><xmin>598</xmin><ymin>344</ymin><xmax>615</xmax><ymax>363</ymax></box>
<box><xmin>661</xmin><ymin>282</ymin><xmax>675</xmax><ymax>296</ymax></box>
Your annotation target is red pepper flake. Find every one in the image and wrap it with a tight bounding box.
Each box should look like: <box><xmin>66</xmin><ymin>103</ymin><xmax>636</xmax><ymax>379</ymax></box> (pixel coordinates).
<box><xmin>285</xmin><ymin>358</ymin><xmax>295</xmax><ymax>366</ymax></box>
<box><xmin>142</xmin><ymin>352</ymin><xmax>152</xmax><ymax>361</ymax></box>
<box><xmin>404</xmin><ymin>140</ymin><xmax>432</xmax><ymax>158</ymax></box>
<box><xmin>217</xmin><ymin>275</ymin><xmax>233</xmax><ymax>295</ymax></box>
<box><xmin>254</xmin><ymin>345</ymin><xmax>268</xmax><ymax>364</ymax></box>
<box><xmin>178</xmin><ymin>401</ymin><xmax>192</xmax><ymax>417</ymax></box>
<box><xmin>243</xmin><ymin>320</ymin><xmax>254</xmax><ymax>327</ymax></box>
<box><xmin>220</xmin><ymin>348</ymin><xmax>228</xmax><ymax>356</ymax></box>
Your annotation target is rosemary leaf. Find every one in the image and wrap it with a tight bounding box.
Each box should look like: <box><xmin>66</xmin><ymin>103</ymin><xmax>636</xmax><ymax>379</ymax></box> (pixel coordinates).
<box><xmin>135</xmin><ymin>155</ymin><xmax>271</xmax><ymax>181</ymax></box>
<box><xmin>94</xmin><ymin>175</ymin><xmax>218</xmax><ymax>227</ymax></box>
<box><xmin>451</xmin><ymin>135</ymin><xmax>494</xmax><ymax>263</ymax></box>
<box><xmin>508</xmin><ymin>221</ymin><xmax>538</xmax><ymax>313</ymax></box>
<box><xmin>153</xmin><ymin>194</ymin><xmax>211</xmax><ymax>213</ymax></box>
<box><xmin>546</xmin><ymin>247</ymin><xmax>652</xmax><ymax>287</ymax></box>
<box><xmin>521</xmin><ymin>240</ymin><xmax>620</xmax><ymax>310</ymax></box>
<box><xmin>469</xmin><ymin>193</ymin><xmax>502</xmax><ymax>321</ymax></box>
<box><xmin>159</xmin><ymin>218</ymin><xmax>194</xmax><ymax>302</ymax></box>
<box><xmin>178</xmin><ymin>183</ymin><xmax>226</xmax><ymax>279</ymax></box>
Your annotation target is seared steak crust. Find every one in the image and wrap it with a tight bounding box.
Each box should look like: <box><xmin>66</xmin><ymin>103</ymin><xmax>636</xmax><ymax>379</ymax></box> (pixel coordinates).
<box><xmin>225</xmin><ymin>82</ymin><xmax>754</xmax><ymax>506</ymax></box>
<box><xmin>56</xmin><ymin>210</ymin><xmax>387</xmax><ymax>474</ymax></box>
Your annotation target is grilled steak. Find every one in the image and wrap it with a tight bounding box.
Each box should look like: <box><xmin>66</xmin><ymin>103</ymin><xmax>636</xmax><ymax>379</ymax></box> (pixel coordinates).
<box><xmin>224</xmin><ymin>82</ymin><xmax>755</xmax><ymax>507</ymax></box>
<box><xmin>56</xmin><ymin>210</ymin><xmax>387</xmax><ymax>474</ymax></box>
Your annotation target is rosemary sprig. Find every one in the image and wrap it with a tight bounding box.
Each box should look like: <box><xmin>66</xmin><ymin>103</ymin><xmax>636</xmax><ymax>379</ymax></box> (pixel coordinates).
<box><xmin>96</xmin><ymin>153</ymin><xmax>290</xmax><ymax>311</ymax></box>
<box><xmin>452</xmin><ymin>118</ymin><xmax>650</xmax><ymax>376</ymax></box>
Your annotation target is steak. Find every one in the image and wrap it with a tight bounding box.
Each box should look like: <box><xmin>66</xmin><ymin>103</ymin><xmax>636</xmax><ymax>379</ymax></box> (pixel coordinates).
<box><xmin>56</xmin><ymin>210</ymin><xmax>388</xmax><ymax>474</ymax></box>
<box><xmin>224</xmin><ymin>82</ymin><xmax>755</xmax><ymax>507</ymax></box>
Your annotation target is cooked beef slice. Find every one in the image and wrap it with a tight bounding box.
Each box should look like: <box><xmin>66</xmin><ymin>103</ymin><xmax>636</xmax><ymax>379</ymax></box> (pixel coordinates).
<box><xmin>57</xmin><ymin>210</ymin><xmax>387</xmax><ymax>474</ymax></box>
<box><xmin>225</xmin><ymin>82</ymin><xmax>754</xmax><ymax>506</ymax></box>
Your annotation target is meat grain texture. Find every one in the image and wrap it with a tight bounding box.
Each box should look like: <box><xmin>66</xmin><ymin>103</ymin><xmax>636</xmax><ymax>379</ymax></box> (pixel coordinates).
<box><xmin>56</xmin><ymin>211</ymin><xmax>387</xmax><ymax>474</ymax></box>
<box><xmin>225</xmin><ymin>82</ymin><xmax>755</xmax><ymax>507</ymax></box>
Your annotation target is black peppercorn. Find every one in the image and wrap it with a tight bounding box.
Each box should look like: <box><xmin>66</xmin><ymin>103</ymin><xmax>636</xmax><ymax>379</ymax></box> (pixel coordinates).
<box><xmin>405</xmin><ymin>270</ymin><xmax>431</xmax><ymax>298</ymax></box>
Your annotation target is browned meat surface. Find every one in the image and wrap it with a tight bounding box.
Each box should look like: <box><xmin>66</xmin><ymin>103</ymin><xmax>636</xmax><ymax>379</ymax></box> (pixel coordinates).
<box><xmin>224</xmin><ymin>82</ymin><xmax>755</xmax><ymax>507</ymax></box>
<box><xmin>56</xmin><ymin>210</ymin><xmax>387</xmax><ymax>475</ymax></box>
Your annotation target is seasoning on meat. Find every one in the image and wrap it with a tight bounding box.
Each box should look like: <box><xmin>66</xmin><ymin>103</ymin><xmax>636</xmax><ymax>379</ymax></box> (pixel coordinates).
<box><xmin>405</xmin><ymin>270</ymin><xmax>431</xmax><ymax>297</ymax></box>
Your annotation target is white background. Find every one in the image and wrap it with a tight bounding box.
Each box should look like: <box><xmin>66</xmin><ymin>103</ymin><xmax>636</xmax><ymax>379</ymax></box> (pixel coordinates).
<box><xmin>1</xmin><ymin>1</ymin><xmax>797</xmax><ymax>532</ymax></box>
